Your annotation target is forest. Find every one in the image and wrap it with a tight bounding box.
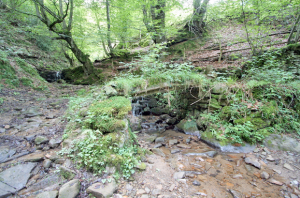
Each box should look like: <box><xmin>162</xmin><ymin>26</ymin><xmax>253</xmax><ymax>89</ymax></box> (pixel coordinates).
<box><xmin>0</xmin><ymin>0</ymin><xmax>300</xmax><ymax>197</ymax></box>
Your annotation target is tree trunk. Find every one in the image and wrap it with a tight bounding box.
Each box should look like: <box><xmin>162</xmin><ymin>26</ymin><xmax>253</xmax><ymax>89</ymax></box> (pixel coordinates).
<box><xmin>106</xmin><ymin>0</ymin><xmax>113</xmax><ymax>55</ymax></box>
<box><xmin>190</xmin><ymin>0</ymin><xmax>210</xmax><ymax>37</ymax></box>
<box><xmin>288</xmin><ymin>14</ymin><xmax>300</xmax><ymax>44</ymax></box>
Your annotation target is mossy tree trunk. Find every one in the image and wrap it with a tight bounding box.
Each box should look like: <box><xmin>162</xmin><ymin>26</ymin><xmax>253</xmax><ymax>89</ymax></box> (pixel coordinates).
<box><xmin>189</xmin><ymin>0</ymin><xmax>210</xmax><ymax>38</ymax></box>
<box><xmin>32</xmin><ymin>0</ymin><xmax>97</xmax><ymax>76</ymax></box>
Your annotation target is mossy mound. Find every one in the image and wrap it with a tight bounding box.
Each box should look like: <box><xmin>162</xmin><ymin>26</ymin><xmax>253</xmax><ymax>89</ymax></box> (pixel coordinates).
<box><xmin>62</xmin><ymin>66</ymin><xmax>103</xmax><ymax>85</ymax></box>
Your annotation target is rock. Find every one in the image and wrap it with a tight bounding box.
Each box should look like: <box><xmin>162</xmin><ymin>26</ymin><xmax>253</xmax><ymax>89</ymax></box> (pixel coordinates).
<box><xmin>35</xmin><ymin>136</ymin><xmax>49</xmax><ymax>145</ymax></box>
<box><xmin>58</xmin><ymin>179</ymin><xmax>80</xmax><ymax>198</ymax></box>
<box><xmin>49</xmin><ymin>138</ymin><xmax>62</xmax><ymax>148</ymax></box>
<box><xmin>103</xmin><ymin>85</ymin><xmax>118</xmax><ymax>97</ymax></box>
<box><xmin>266</xmin><ymin>155</ymin><xmax>275</xmax><ymax>161</ymax></box>
<box><xmin>169</xmin><ymin>184</ymin><xmax>176</xmax><ymax>191</ymax></box>
<box><xmin>150</xmin><ymin>107</ymin><xmax>169</xmax><ymax>115</ymax></box>
<box><xmin>229</xmin><ymin>189</ymin><xmax>243</xmax><ymax>198</ymax></box>
<box><xmin>260</xmin><ymin>171</ymin><xmax>270</xmax><ymax>179</ymax></box>
<box><xmin>155</xmin><ymin>137</ymin><xmax>165</xmax><ymax>143</ymax></box>
<box><xmin>86</xmin><ymin>179</ymin><xmax>117</xmax><ymax>198</ymax></box>
<box><xmin>152</xmin><ymin>189</ymin><xmax>161</xmax><ymax>196</ymax></box>
<box><xmin>273</xmin><ymin>169</ymin><xmax>282</xmax><ymax>174</ymax></box>
<box><xmin>60</xmin><ymin>166</ymin><xmax>76</xmax><ymax>179</ymax></box>
<box><xmin>232</xmin><ymin>174</ymin><xmax>243</xmax><ymax>179</ymax></box>
<box><xmin>268</xmin><ymin>178</ymin><xmax>283</xmax><ymax>186</ymax></box>
<box><xmin>0</xmin><ymin>163</ymin><xmax>36</xmax><ymax>198</ymax></box>
<box><xmin>177</xmin><ymin>144</ymin><xmax>191</xmax><ymax>149</ymax></box>
<box><xmin>192</xmin><ymin>180</ymin><xmax>201</xmax><ymax>186</ymax></box>
<box><xmin>113</xmin><ymin>194</ymin><xmax>123</xmax><ymax>198</ymax></box>
<box><xmin>153</xmin><ymin>143</ymin><xmax>163</xmax><ymax>148</ymax></box>
<box><xmin>0</xmin><ymin>146</ymin><xmax>16</xmax><ymax>163</ymax></box>
<box><xmin>145</xmin><ymin>187</ymin><xmax>150</xmax><ymax>193</ymax></box>
<box><xmin>25</xmin><ymin>135</ymin><xmax>35</xmax><ymax>142</ymax></box>
<box><xmin>185</xmin><ymin>151</ymin><xmax>217</xmax><ymax>158</ymax></box>
<box><xmin>170</xmin><ymin>149</ymin><xmax>181</xmax><ymax>154</ymax></box>
<box><xmin>22</xmin><ymin>152</ymin><xmax>44</xmax><ymax>162</ymax></box>
<box><xmin>43</xmin><ymin>159</ymin><xmax>52</xmax><ymax>168</ymax></box>
<box><xmin>253</xmin><ymin>148</ymin><xmax>260</xmax><ymax>153</ymax></box>
<box><xmin>176</xmin><ymin>120</ymin><xmax>200</xmax><ymax>136</ymax></box>
<box><xmin>126</xmin><ymin>184</ymin><xmax>133</xmax><ymax>192</ymax></box>
<box><xmin>0</xmin><ymin>128</ymin><xmax>5</xmax><ymax>133</ymax></box>
<box><xmin>244</xmin><ymin>157</ymin><xmax>261</xmax><ymax>169</ymax></box>
<box><xmin>283</xmin><ymin>163</ymin><xmax>295</xmax><ymax>171</ymax></box>
<box><xmin>136</xmin><ymin>189</ymin><xmax>146</xmax><ymax>196</ymax></box>
<box><xmin>141</xmin><ymin>195</ymin><xmax>149</xmax><ymax>198</ymax></box>
<box><xmin>36</xmin><ymin>191</ymin><xmax>58</xmax><ymax>198</ymax></box>
<box><xmin>166</xmin><ymin>117</ymin><xmax>177</xmax><ymax>125</ymax></box>
<box><xmin>151</xmin><ymin>148</ymin><xmax>165</xmax><ymax>157</ymax></box>
<box><xmin>136</xmin><ymin>163</ymin><xmax>147</xmax><ymax>170</ymax></box>
<box><xmin>263</xmin><ymin>134</ymin><xmax>300</xmax><ymax>153</ymax></box>
<box><xmin>169</xmin><ymin>139</ymin><xmax>178</xmax><ymax>146</ymax></box>
<box><xmin>24</xmin><ymin>107</ymin><xmax>43</xmax><ymax>117</ymax></box>
<box><xmin>173</xmin><ymin>172</ymin><xmax>185</xmax><ymax>180</ymax></box>
<box><xmin>25</xmin><ymin>173</ymin><xmax>63</xmax><ymax>193</ymax></box>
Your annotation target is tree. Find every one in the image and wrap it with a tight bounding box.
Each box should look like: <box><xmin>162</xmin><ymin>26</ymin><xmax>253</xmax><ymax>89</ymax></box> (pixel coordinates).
<box><xmin>142</xmin><ymin>0</ymin><xmax>166</xmax><ymax>43</ymax></box>
<box><xmin>32</xmin><ymin>0</ymin><xmax>96</xmax><ymax>76</ymax></box>
<box><xmin>189</xmin><ymin>0</ymin><xmax>210</xmax><ymax>38</ymax></box>
<box><xmin>288</xmin><ymin>14</ymin><xmax>300</xmax><ymax>44</ymax></box>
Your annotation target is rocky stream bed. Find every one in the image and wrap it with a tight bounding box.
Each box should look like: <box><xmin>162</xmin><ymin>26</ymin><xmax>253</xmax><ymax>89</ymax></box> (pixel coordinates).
<box><xmin>0</xmin><ymin>84</ymin><xmax>300</xmax><ymax>198</ymax></box>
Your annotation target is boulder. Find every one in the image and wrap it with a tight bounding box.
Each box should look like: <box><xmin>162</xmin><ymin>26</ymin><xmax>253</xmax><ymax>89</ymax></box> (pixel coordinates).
<box><xmin>86</xmin><ymin>179</ymin><xmax>117</xmax><ymax>198</ymax></box>
<box><xmin>35</xmin><ymin>136</ymin><xmax>49</xmax><ymax>145</ymax></box>
<box><xmin>176</xmin><ymin>119</ymin><xmax>200</xmax><ymax>136</ymax></box>
<box><xmin>103</xmin><ymin>85</ymin><xmax>118</xmax><ymax>97</ymax></box>
<box><xmin>58</xmin><ymin>179</ymin><xmax>80</xmax><ymax>198</ymax></box>
<box><xmin>263</xmin><ymin>134</ymin><xmax>300</xmax><ymax>153</ymax></box>
<box><xmin>36</xmin><ymin>191</ymin><xmax>58</xmax><ymax>198</ymax></box>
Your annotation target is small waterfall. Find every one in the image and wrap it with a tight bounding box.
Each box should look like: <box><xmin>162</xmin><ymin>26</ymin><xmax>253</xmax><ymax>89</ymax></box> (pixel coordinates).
<box><xmin>55</xmin><ymin>71</ymin><xmax>62</xmax><ymax>81</ymax></box>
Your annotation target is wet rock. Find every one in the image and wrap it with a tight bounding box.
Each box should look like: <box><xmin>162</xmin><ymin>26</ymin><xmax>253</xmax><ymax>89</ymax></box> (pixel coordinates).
<box><xmin>173</xmin><ymin>172</ymin><xmax>185</xmax><ymax>180</ymax></box>
<box><xmin>35</xmin><ymin>136</ymin><xmax>49</xmax><ymax>145</ymax></box>
<box><xmin>60</xmin><ymin>166</ymin><xmax>76</xmax><ymax>179</ymax></box>
<box><xmin>166</xmin><ymin>117</ymin><xmax>177</xmax><ymax>125</ymax></box>
<box><xmin>87</xmin><ymin>179</ymin><xmax>117</xmax><ymax>198</ymax></box>
<box><xmin>43</xmin><ymin>159</ymin><xmax>52</xmax><ymax>168</ymax></box>
<box><xmin>260</xmin><ymin>171</ymin><xmax>270</xmax><ymax>179</ymax></box>
<box><xmin>263</xmin><ymin>134</ymin><xmax>300</xmax><ymax>153</ymax></box>
<box><xmin>185</xmin><ymin>151</ymin><xmax>217</xmax><ymax>158</ymax></box>
<box><xmin>36</xmin><ymin>191</ymin><xmax>58</xmax><ymax>198</ymax></box>
<box><xmin>283</xmin><ymin>163</ymin><xmax>294</xmax><ymax>171</ymax></box>
<box><xmin>0</xmin><ymin>146</ymin><xmax>16</xmax><ymax>163</ymax></box>
<box><xmin>155</xmin><ymin>137</ymin><xmax>165</xmax><ymax>143</ymax></box>
<box><xmin>0</xmin><ymin>163</ymin><xmax>36</xmax><ymax>198</ymax></box>
<box><xmin>176</xmin><ymin>120</ymin><xmax>199</xmax><ymax>136</ymax></box>
<box><xmin>170</xmin><ymin>149</ymin><xmax>181</xmax><ymax>154</ymax></box>
<box><xmin>151</xmin><ymin>148</ymin><xmax>165</xmax><ymax>157</ymax></box>
<box><xmin>244</xmin><ymin>157</ymin><xmax>261</xmax><ymax>169</ymax></box>
<box><xmin>49</xmin><ymin>138</ymin><xmax>62</xmax><ymax>148</ymax></box>
<box><xmin>169</xmin><ymin>139</ymin><xmax>178</xmax><ymax>146</ymax></box>
<box><xmin>229</xmin><ymin>189</ymin><xmax>243</xmax><ymax>198</ymax></box>
<box><xmin>192</xmin><ymin>180</ymin><xmax>201</xmax><ymax>186</ymax></box>
<box><xmin>58</xmin><ymin>179</ymin><xmax>80</xmax><ymax>198</ymax></box>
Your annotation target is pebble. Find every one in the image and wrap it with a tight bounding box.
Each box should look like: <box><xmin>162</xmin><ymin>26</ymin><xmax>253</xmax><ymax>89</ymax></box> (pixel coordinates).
<box><xmin>232</xmin><ymin>174</ymin><xmax>243</xmax><ymax>179</ymax></box>
<box><xmin>169</xmin><ymin>184</ymin><xmax>176</xmax><ymax>191</ymax></box>
<box><xmin>43</xmin><ymin>159</ymin><xmax>52</xmax><ymax>168</ymax></box>
<box><xmin>244</xmin><ymin>157</ymin><xmax>261</xmax><ymax>169</ymax></box>
<box><xmin>260</xmin><ymin>171</ymin><xmax>270</xmax><ymax>179</ymax></box>
<box><xmin>284</xmin><ymin>163</ymin><xmax>295</xmax><ymax>171</ymax></box>
<box><xmin>145</xmin><ymin>187</ymin><xmax>150</xmax><ymax>194</ymax></box>
<box><xmin>268</xmin><ymin>178</ymin><xmax>284</xmax><ymax>186</ymax></box>
<box><xmin>192</xmin><ymin>180</ymin><xmax>201</xmax><ymax>186</ymax></box>
<box><xmin>266</xmin><ymin>155</ymin><xmax>275</xmax><ymax>161</ymax></box>
<box><xmin>273</xmin><ymin>169</ymin><xmax>282</xmax><ymax>174</ymax></box>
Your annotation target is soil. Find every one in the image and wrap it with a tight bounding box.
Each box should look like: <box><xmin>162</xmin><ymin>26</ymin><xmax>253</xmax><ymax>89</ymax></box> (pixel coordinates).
<box><xmin>0</xmin><ymin>84</ymin><xmax>300</xmax><ymax>198</ymax></box>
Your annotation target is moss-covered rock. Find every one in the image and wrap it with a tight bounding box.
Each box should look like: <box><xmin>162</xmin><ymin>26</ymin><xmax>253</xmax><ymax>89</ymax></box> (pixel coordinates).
<box><xmin>209</xmin><ymin>98</ymin><xmax>222</xmax><ymax>110</ymax></box>
<box><xmin>176</xmin><ymin>119</ymin><xmax>199</xmax><ymax>136</ymax></box>
<box><xmin>219</xmin><ymin>106</ymin><xmax>232</xmax><ymax>120</ymax></box>
<box><xmin>234</xmin><ymin>117</ymin><xmax>270</xmax><ymax>130</ymax></box>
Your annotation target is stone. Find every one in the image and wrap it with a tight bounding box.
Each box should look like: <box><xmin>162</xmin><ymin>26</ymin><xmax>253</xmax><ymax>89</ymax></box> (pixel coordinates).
<box><xmin>260</xmin><ymin>171</ymin><xmax>270</xmax><ymax>179</ymax></box>
<box><xmin>58</xmin><ymin>179</ymin><xmax>80</xmax><ymax>198</ymax></box>
<box><xmin>169</xmin><ymin>184</ymin><xmax>176</xmax><ymax>191</ymax></box>
<box><xmin>36</xmin><ymin>191</ymin><xmax>58</xmax><ymax>198</ymax></box>
<box><xmin>268</xmin><ymin>178</ymin><xmax>283</xmax><ymax>186</ymax></box>
<box><xmin>141</xmin><ymin>195</ymin><xmax>149</xmax><ymax>198</ymax></box>
<box><xmin>229</xmin><ymin>189</ymin><xmax>243</xmax><ymax>198</ymax></box>
<box><xmin>136</xmin><ymin>189</ymin><xmax>146</xmax><ymax>196</ymax></box>
<box><xmin>155</xmin><ymin>137</ymin><xmax>165</xmax><ymax>143</ymax></box>
<box><xmin>43</xmin><ymin>159</ymin><xmax>52</xmax><ymax>168</ymax></box>
<box><xmin>170</xmin><ymin>149</ymin><xmax>181</xmax><ymax>154</ymax></box>
<box><xmin>185</xmin><ymin>151</ymin><xmax>217</xmax><ymax>158</ymax></box>
<box><xmin>151</xmin><ymin>148</ymin><xmax>165</xmax><ymax>157</ymax></box>
<box><xmin>103</xmin><ymin>85</ymin><xmax>118</xmax><ymax>97</ymax></box>
<box><xmin>273</xmin><ymin>169</ymin><xmax>282</xmax><ymax>174</ymax></box>
<box><xmin>177</xmin><ymin>144</ymin><xmax>191</xmax><ymax>149</ymax></box>
<box><xmin>169</xmin><ymin>139</ymin><xmax>178</xmax><ymax>146</ymax></box>
<box><xmin>0</xmin><ymin>163</ymin><xmax>36</xmax><ymax>198</ymax></box>
<box><xmin>244</xmin><ymin>157</ymin><xmax>261</xmax><ymax>169</ymax></box>
<box><xmin>176</xmin><ymin>120</ymin><xmax>200</xmax><ymax>136</ymax></box>
<box><xmin>25</xmin><ymin>135</ymin><xmax>36</xmax><ymax>142</ymax></box>
<box><xmin>35</xmin><ymin>136</ymin><xmax>49</xmax><ymax>145</ymax></box>
<box><xmin>266</xmin><ymin>155</ymin><xmax>275</xmax><ymax>161</ymax></box>
<box><xmin>145</xmin><ymin>187</ymin><xmax>150</xmax><ymax>193</ymax></box>
<box><xmin>25</xmin><ymin>174</ymin><xmax>63</xmax><ymax>193</ymax></box>
<box><xmin>49</xmin><ymin>138</ymin><xmax>62</xmax><ymax>148</ymax></box>
<box><xmin>283</xmin><ymin>163</ymin><xmax>294</xmax><ymax>171</ymax></box>
<box><xmin>0</xmin><ymin>128</ymin><xmax>5</xmax><ymax>133</ymax></box>
<box><xmin>24</xmin><ymin>107</ymin><xmax>43</xmax><ymax>118</ymax></box>
<box><xmin>232</xmin><ymin>174</ymin><xmax>243</xmax><ymax>179</ymax></box>
<box><xmin>136</xmin><ymin>163</ymin><xmax>147</xmax><ymax>170</ymax></box>
<box><xmin>22</xmin><ymin>152</ymin><xmax>44</xmax><ymax>162</ymax></box>
<box><xmin>0</xmin><ymin>146</ymin><xmax>16</xmax><ymax>163</ymax></box>
<box><xmin>253</xmin><ymin>148</ymin><xmax>260</xmax><ymax>153</ymax></box>
<box><xmin>86</xmin><ymin>179</ymin><xmax>117</xmax><ymax>198</ymax></box>
<box><xmin>152</xmin><ymin>189</ymin><xmax>161</xmax><ymax>195</ymax></box>
<box><xmin>263</xmin><ymin>134</ymin><xmax>300</xmax><ymax>153</ymax></box>
<box><xmin>192</xmin><ymin>180</ymin><xmax>201</xmax><ymax>186</ymax></box>
<box><xmin>173</xmin><ymin>172</ymin><xmax>185</xmax><ymax>180</ymax></box>
<box><xmin>153</xmin><ymin>143</ymin><xmax>163</xmax><ymax>148</ymax></box>
<box><xmin>60</xmin><ymin>166</ymin><xmax>76</xmax><ymax>179</ymax></box>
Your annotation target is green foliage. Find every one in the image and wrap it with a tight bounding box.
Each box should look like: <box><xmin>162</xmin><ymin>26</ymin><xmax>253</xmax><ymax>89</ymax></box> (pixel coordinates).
<box><xmin>0</xmin><ymin>49</ymin><xmax>19</xmax><ymax>87</ymax></box>
<box><xmin>0</xmin><ymin>98</ymin><xmax>4</xmax><ymax>105</ymax></box>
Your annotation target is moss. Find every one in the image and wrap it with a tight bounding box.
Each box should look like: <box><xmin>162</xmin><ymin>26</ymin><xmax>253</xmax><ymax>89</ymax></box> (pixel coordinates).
<box><xmin>209</xmin><ymin>98</ymin><xmax>222</xmax><ymax>110</ymax></box>
<box><xmin>220</xmin><ymin>106</ymin><xmax>232</xmax><ymax>120</ymax></box>
<box><xmin>234</xmin><ymin>117</ymin><xmax>270</xmax><ymax>130</ymax></box>
<box><xmin>20</xmin><ymin>77</ymin><xmax>33</xmax><ymax>87</ymax></box>
<box><xmin>261</xmin><ymin>100</ymin><xmax>278</xmax><ymax>119</ymax></box>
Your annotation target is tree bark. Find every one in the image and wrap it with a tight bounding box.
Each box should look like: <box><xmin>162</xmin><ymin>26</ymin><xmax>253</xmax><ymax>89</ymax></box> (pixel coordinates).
<box><xmin>190</xmin><ymin>0</ymin><xmax>210</xmax><ymax>37</ymax></box>
<box><xmin>106</xmin><ymin>0</ymin><xmax>114</xmax><ymax>55</ymax></box>
<box><xmin>288</xmin><ymin>14</ymin><xmax>300</xmax><ymax>44</ymax></box>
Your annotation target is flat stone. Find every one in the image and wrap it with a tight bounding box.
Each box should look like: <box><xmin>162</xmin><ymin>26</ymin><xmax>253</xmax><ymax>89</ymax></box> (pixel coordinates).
<box><xmin>177</xmin><ymin>144</ymin><xmax>191</xmax><ymax>149</ymax></box>
<box><xmin>185</xmin><ymin>151</ymin><xmax>217</xmax><ymax>158</ymax></box>
<box><xmin>136</xmin><ymin>189</ymin><xmax>146</xmax><ymax>196</ymax></box>
<box><xmin>136</xmin><ymin>163</ymin><xmax>147</xmax><ymax>170</ymax></box>
<box><xmin>173</xmin><ymin>172</ymin><xmax>185</xmax><ymax>180</ymax></box>
<box><xmin>170</xmin><ymin>149</ymin><xmax>181</xmax><ymax>154</ymax></box>
<box><xmin>22</xmin><ymin>152</ymin><xmax>44</xmax><ymax>162</ymax></box>
<box><xmin>151</xmin><ymin>148</ymin><xmax>165</xmax><ymax>157</ymax></box>
<box><xmin>24</xmin><ymin>107</ymin><xmax>43</xmax><ymax>118</ymax></box>
<box><xmin>266</xmin><ymin>155</ymin><xmax>275</xmax><ymax>161</ymax></box>
<box><xmin>169</xmin><ymin>139</ymin><xmax>178</xmax><ymax>146</ymax></box>
<box><xmin>268</xmin><ymin>178</ymin><xmax>283</xmax><ymax>186</ymax></box>
<box><xmin>263</xmin><ymin>134</ymin><xmax>300</xmax><ymax>153</ymax></box>
<box><xmin>169</xmin><ymin>184</ymin><xmax>176</xmax><ymax>191</ymax></box>
<box><xmin>0</xmin><ymin>128</ymin><xmax>5</xmax><ymax>133</ymax></box>
<box><xmin>49</xmin><ymin>138</ymin><xmax>62</xmax><ymax>148</ymax></box>
<box><xmin>25</xmin><ymin>174</ymin><xmax>63</xmax><ymax>193</ymax></box>
<box><xmin>0</xmin><ymin>146</ymin><xmax>16</xmax><ymax>163</ymax></box>
<box><xmin>283</xmin><ymin>163</ymin><xmax>294</xmax><ymax>171</ymax></box>
<box><xmin>86</xmin><ymin>179</ymin><xmax>117</xmax><ymax>198</ymax></box>
<box><xmin>36</xmin><ymin>191</ymin><xmax>58</xmax><ymax>198</ymax></box>
<box><xmin>192</xmin><ymin>180</ymin><xmax>201</xmax><ymax>186</ymax></box>
<box><xmin>58</xmin><ymin>179</ymin><xmax>80</xmax><ymax>198</ymax></box>
<box><xmin>232</xmin><ymin>174</ymin><xmax>243</xmax><ymax>179</ymax></box>
<box><xmin>35</xmin><ymin>136</ymin><xmax>49</xmax><ymax>145</ymax></box>
<box><xmin>60</xmin><ymin>166</ymin><xmax>76</xmax><ymax>179</ymax></box>
<box><xmin>229</xmin><ymin>189</ymin><xmax>243</xmax><ymax>198</ymax></box>
<box><xmin>273</xmin><ymin>169</ymin><xmax>281</xmax><ymax>174</ymax></box>
<box><xmin>152</xmin><ymin>189</ymin><xmax>161</xmax><ymax>195</ymax></box>
<box><xmin>244</xmin><ymin>157</ymin><xmax>261</xmax><ymax>169</ymax></box>
<box><xmin>155</xmin><ymin>137</ymin><xmax>165</xmax><ymax>143</ymax></box>
<box><xmin>141</xmin><ymin>195</ymin><xmax>149</xmax><ymax>198</ymax></box>
<box><xmin>153</xmin><ymin>143</ymin><xmax>163</xmax><ymax>148</ymax></box>
<box><xmin>43</xmin><ymin>159</ymin><xmax>52</xmax><ymax>168</ymax></box>
<box><xmin>260</xmin><ymin>171</ymin><xmax>270</xmax><ymax>179</ymax></box>
<box><xmin>0</xmin><ymin>163</ymin><xmax>36</xmax><ymax>198</ymax></box>
<box><xmin>253</xmin><ymin>148</ymin><xmax>260</xmax><ymax>153</ymax></box>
